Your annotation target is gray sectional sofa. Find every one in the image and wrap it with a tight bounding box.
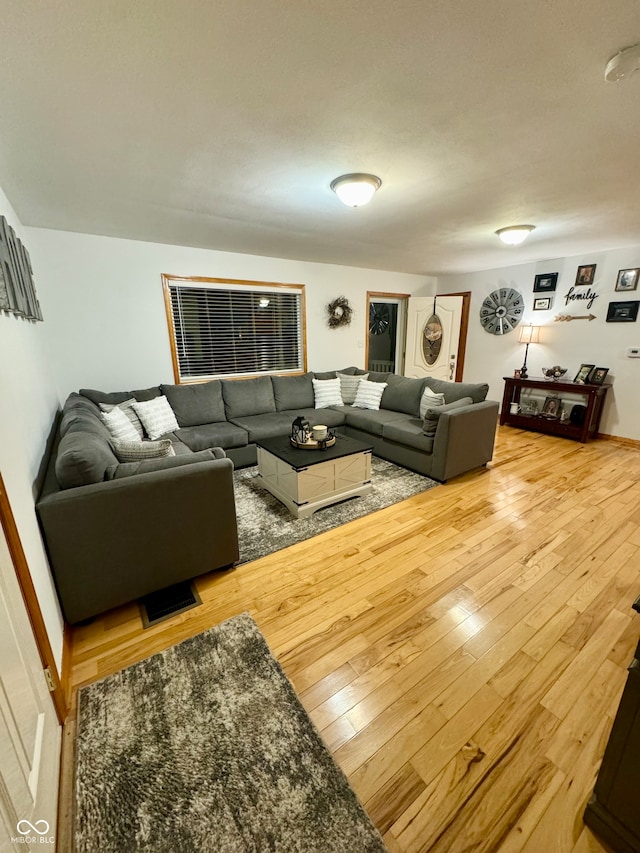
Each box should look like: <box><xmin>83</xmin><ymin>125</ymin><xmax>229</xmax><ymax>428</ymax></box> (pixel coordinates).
<box><xmin>36</xmin><ymin>367</ymin><xmax>498</xmax><ymax>623</ymax></box>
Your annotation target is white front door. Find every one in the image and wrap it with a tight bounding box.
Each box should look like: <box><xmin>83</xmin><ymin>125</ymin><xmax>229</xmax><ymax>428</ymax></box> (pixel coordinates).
<box><xmin>405</xmin><ymin>295</ymin><xmax>464</xmax><ymax>381</ymax></box>
<box><xmin>0</xmin><ymin>518</ymin><xmax>61</xmax><ymax>850</ymax></box>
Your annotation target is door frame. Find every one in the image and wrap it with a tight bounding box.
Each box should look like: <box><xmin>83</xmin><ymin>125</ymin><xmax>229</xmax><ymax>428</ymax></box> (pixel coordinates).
<box><xmin>435</xmin><ymin>291</ymin><xmax>471</xmax><ymax>381</ymax></box>
<box><xmin>365</xmin><ymin>292</ymin><xmax>410</xmax><ymax>374</ymax></box>
<box><xmin>0</xmin><ymin>473</ymin><xmax>68</xmax><ymax>724</ymax></box>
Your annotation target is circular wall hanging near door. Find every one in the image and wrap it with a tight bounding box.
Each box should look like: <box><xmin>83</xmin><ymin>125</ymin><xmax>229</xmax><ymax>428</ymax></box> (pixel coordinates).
<box><xmin>480</xmin><ymin>288</ymin><xmax>524</xmax><ymax>335</ymax></box>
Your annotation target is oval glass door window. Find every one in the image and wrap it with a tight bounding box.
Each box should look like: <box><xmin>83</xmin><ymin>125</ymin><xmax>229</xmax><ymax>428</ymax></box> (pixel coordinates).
<box><xmin>422</xmin><ymin>314</ymin><xmax>443</xmax><ymax>365</ymax></box>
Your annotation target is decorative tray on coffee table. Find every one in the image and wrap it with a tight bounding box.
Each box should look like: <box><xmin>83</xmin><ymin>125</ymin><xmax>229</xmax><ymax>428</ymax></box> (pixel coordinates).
<box><xmin>290</xmin><ymin>434</ymin><xmax>336</xmax><ymax>450</ymax></box>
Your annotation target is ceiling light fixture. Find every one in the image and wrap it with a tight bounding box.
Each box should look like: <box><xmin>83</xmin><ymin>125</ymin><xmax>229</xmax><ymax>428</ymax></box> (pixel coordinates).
<box><xmin>605</xmin><ymin>43</ymin><xmax>640</xmax><ymax>82</ymax></box>
<box><xmin>495</xmin><ymin>225</ymin><xmax>536</xmax><ymax>246</ymax></box>
<box><xmin>330</xmin><ymin>173</ymin><xmax>381</xmax><ymax>207</ymax></box>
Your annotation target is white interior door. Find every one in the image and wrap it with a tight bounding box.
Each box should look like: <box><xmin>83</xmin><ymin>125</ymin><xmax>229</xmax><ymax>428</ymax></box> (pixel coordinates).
<box><xmin>405</xmin><ymin>295</ymin><xmax>464</xmax><ymax>381</ymax></box>
<box><xmin>0</xmin><ymin>519</ymin><xmax>60</xmax><ymax>850</ymax></box>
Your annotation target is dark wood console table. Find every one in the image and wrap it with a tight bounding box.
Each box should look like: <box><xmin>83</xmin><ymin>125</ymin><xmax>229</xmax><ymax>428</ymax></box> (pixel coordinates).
<box><xmin>500</xmin><ymin>376</ymin><xmax>611</xmax><ymax>443</ymax></box>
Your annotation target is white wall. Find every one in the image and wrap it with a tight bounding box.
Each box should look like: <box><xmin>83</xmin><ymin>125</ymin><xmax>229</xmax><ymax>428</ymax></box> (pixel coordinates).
<box><xmin>0</xmin><ymin>189</ymin><xmax>65</xmax><ymax>668</ymax></box>
<box><xmin>439</xmin><ymin>247</ymin><xmax>640</xmax><ymax>440</ymax></box>
<box><xmin>27</xmin><ymin>229</ymin><xmax>435</xmax><ymax>397</ymax></box>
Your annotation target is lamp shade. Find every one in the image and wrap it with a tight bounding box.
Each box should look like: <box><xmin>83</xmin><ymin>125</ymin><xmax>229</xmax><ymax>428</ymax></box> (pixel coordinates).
<box><xmin>496</xmin><ymin>225</ymin><xmax>535</xmax><ymax>245</ymax></box>
<box><xmin>518</xmin><ymin>324</ymin><xmax>540</xmax><ymax>344</ymax></box>
<box><xmin>330</xmin><ymin>173</ymin><xmax>381</xmax><ymax>207</ymax></box>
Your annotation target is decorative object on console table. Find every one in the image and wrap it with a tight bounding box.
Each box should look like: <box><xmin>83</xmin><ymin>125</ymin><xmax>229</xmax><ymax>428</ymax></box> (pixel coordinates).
<box><xmin>541</xmin><ymin>366</ymin><xmax>568</xmax><ymax>381</ymax></box>
<box><xmin>574</xmin><ymin>363</ymin><xmax>595</xmax><ymax>383</ymax></box>
<box><xmin>541</xmin><ymin>396</ymin><xmax>562</xmax><ymax>418</ymax></box>
<box><xmin>517</xmin><ymin>324</ymin><xmax>540</xmax><ymax>379</ymax></box>
<box><xmin>583</xmin><ymin>596</ymin><xmax>640</xmax><ymax>853</ymax></box>
<box><xmin>500</xmin><ymin>375</ymin><xmax>611</xmax><ymax>443</ymax></box>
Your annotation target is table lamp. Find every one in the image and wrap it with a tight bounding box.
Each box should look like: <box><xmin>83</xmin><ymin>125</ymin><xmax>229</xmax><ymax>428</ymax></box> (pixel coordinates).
<box><xmin>518</xmin><ymin>325</ymin><xmax>540</xmax><ymax>379</ymax></box>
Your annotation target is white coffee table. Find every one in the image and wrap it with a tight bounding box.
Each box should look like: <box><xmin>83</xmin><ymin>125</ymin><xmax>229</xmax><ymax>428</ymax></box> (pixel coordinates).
<box><xmin>255</xmin><ymin>434</ymin><xmax>373</xmax><ymax>519</ymax></box>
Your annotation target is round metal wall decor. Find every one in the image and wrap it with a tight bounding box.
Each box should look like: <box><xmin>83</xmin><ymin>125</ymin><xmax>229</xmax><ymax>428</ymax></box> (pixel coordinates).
<box><xmin>480</xmin><ymin>288</ymin><xmax>524</xmax><ymax>335</ymax></box>
<box><xmin>369</xmin><ymin>303</ymin><xmax>390</xmax><ymax>335</ymax></box>
<box><xmin>327</xmin><ymin>296</ymin><xmax>353</xmax><ymax>328</ymax></box>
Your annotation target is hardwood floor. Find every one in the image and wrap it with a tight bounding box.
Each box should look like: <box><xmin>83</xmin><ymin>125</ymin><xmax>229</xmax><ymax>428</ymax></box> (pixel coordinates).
<box><xmin>65</xmin><ymin>426</ymin><xmax>640</xmax><ymax>851</ymax></box>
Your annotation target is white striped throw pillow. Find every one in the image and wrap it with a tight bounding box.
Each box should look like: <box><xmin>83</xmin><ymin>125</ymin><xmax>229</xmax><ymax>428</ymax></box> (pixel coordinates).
<box><xmin>99</xmin><ymin>398</ymin><xmax>145</xmax><ymax>439</ymax></box>
<box><xmin>112</xmin><ymin>439</ymin><xmax>176</xmax><ymax>462</ymax></box>
<box><xmin>419</xmin><ymin>387</ymin><xmax>446</xmax><ymax>419</ymax></box>
<box><xmin>312</xmin><ymin>378</ymin><xmax>343</xmax><ymax>408</ymax></box>
<box><xmin>132</xmin><ymin>397</ymin><xmax>180</xmax><ymax>440</ymax></box>
<box><xmin>100</xmin><ymin>406</ymin><xmax>140</xmax><ymax>442</ymax></box>
<box><xmin>352</xmin><ymin>379</ymin><xmax>387</xmax><ymax>411</ymax></box>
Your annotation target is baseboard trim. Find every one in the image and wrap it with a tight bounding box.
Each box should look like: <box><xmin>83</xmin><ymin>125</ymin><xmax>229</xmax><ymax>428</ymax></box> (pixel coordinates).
<box><xmin>597</xmin><ymin>433</ymin><xmax>640</xmax><ymax>448</ymax></box>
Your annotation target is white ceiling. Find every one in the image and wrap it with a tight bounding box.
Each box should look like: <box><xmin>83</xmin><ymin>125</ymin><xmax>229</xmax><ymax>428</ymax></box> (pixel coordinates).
<box><xmin>1</xmin><ymin>1</ymin><xmax>639</xmax><ymax>276</ymax></box>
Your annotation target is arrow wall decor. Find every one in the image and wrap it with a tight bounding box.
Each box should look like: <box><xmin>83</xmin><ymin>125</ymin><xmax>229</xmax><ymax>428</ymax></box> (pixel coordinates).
<box><xmin>554</xmin><ymin>313</ymin><xmax>597</xmax><ymax>322</ymax></box>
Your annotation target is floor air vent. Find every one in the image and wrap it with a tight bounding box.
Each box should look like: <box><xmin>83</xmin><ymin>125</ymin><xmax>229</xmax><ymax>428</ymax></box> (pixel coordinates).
<box><xmin>140</xmin><ymin>581</ymin><xmax>202</xmax><ymax>628</ymax></box>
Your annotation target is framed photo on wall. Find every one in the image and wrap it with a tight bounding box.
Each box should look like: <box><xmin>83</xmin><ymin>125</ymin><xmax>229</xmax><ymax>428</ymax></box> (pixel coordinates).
<box><xmin>615</xmin><ymin>268</ymin><xmax>639</xmax><ymax>292</ymax></box>
<box><xmin>606</xmin><ymin>301</ymin><xmax>639</xmax><ymax>323</ymax></box>
<box><xmin>533</xmin><ymin>297</ymin><xmax>552</xmax><ymax>311</ymax></box>
<box><xmin>575</xmin><ymin>264</ymin><xmax>596</xmax><ymax>286</ymax></box>
<box><xmin>533</xmin><ymin>272</ymin><xmax>558</xmax><ymax>293</ymax></box>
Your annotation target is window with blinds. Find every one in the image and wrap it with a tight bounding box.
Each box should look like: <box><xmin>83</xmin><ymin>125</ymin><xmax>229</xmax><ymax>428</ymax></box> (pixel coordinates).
<box><xmin>162</xmin><ymin>276</ymin><xmax>306</xmax><ymax>383</ymax></box>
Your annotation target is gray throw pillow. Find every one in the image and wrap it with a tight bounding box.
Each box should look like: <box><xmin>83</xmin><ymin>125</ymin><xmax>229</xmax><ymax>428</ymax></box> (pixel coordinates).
<box><xmin>422</xmin><ymin>396</ymin><xmax>474</xmax><ymax>436</ymax></box>
<box><xmin>336</xmin><ymin>372</ymin><xmax>369</xmax><ymax>405</ymax></box>
<box><xmin>423</xmin><ymin>378</ymin><xmax>489</xmax><ymax>404</ymax></box>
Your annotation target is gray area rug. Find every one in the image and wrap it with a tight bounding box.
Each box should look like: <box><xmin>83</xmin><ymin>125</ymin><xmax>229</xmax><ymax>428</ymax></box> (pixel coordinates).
<box><xmin>234</xmin><ymin>457</ymin><xmax>438</xmax><ymax>564</ymax></box>
<box><xmin>75</xmin><ymin>613</ymin><xmax>387</xmax><ymax>853</ymax></box>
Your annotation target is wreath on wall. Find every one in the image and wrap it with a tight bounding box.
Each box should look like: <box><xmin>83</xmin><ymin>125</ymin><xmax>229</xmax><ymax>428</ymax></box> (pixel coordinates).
<box><xmin>327</xmin><ymin>296</ymin><xmax>353</xmax><ymax>328</ymax></box>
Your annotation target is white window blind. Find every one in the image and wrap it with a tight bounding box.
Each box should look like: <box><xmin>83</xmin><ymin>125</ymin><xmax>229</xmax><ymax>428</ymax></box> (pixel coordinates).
<box><xmin>163</xmin><ymin>277</ymin><xmax>306</xmax><ymax>382</ymax></box>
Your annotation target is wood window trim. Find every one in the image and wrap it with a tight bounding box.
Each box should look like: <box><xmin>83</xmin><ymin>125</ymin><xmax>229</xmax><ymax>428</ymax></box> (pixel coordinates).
<box><xmin>161</xmin><ymin>274</ymin><xmax>308</xmax><ymax>384</ymax></box>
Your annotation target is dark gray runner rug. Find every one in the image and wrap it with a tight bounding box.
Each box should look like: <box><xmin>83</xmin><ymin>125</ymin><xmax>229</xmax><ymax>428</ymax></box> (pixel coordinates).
<box><xmin>234</xmin><ymin>457</ymin><xmax>438</xmax><ymax>564</ymax></box>
<box><xmin>75</xmin><ymin>613</ymin><xmax>387</xmax><ymax>853</ymax></box>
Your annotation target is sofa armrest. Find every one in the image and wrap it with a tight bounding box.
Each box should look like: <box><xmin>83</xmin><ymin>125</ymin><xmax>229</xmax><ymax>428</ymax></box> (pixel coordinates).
<box><xmin>430</xmin><ymin>400</ymin><xmax>499</xmax><ymax>481</ymax></box>
<box><xmin>37</xmin><ymin>457</ymin><xmax>239</xmax><ymax>623</ymax></box>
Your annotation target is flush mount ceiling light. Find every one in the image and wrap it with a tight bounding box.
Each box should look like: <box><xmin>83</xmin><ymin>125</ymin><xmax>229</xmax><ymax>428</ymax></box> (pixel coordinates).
<box><xmin>495</xmin><ymin>225</ymin><xmax>536</xmax><ymax>246</ymax></box>
<box><xmin>330</xmin><ymin>173</ymin><xmax>381</xmax><ymax>207</ymax></box>
<box><xmin>605</xmin><ymin>43</ymin><xmax>640</xmax><ymax>82</ymax></box>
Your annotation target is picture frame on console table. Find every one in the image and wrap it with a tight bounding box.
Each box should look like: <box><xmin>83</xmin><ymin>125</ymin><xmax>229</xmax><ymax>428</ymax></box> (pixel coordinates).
<box><xmin>573</xmin><ymin>364</ymin><xmax>595</xmax><ymax>384</ymax></box>
<box><xmin>589</xmin><ymin>367</ymin><xmax>609</xmax><ymax>386</ymax></box>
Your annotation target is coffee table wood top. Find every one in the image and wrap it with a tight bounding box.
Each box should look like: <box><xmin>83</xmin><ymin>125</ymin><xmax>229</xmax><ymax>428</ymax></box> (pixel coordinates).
<box><xmin>255</xmin><ymin>434</ymin><xmax>373</xmax><ymax>471</ymax></box>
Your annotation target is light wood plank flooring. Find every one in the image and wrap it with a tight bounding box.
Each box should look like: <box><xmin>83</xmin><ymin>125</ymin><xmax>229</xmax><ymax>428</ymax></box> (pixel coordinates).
<box><xmin>64</xmin><ymin>426</ymin><xmax>640</xmax><ymax>851</ymax></box>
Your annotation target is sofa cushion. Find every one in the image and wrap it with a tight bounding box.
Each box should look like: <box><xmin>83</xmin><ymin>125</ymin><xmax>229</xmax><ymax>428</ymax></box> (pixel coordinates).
<box><xmin>55</xmin><ymin>431</ymin><xmax>119</xmax><ymax>488</ymax></box>
<box><xmin>59</xmin><ymin>395</ymin><xmax>109</xmax><ymax>440</ymax></box>
<box><xmin>366</xmin><ymin>370</ymin><xmax>392</xmax><ymax>383</ymax></box>
<box><xmin>353</xmin><ymin>379</ymin><xmax>387</xmax><ymax>410</ymax></box>
<box><xmin>424</xmin><ymin>378</ymin><xmax>489</xmax><ymax>405</ymax></box>
<box><xmin>108</xmin><ymin>449</ymin><xmax>221</xmax><ymax>479</ymax></box>
<box><xmin>161</xmin><ymin>381</ymin><xmax>226</xmax><ymax>427</ymax></box>
<box><xmin>99</xmin><ymin>398</ymin><xmax>145</xmax><ymax>439</ymax></box>
<box><xmin>342</xmin><ymin>407</ymin><xmax>407</xmax><ymax>437</ymax></box>
<box><xmin>285</xmin><ymin>407</ymin><xmax>347</xmax><ymax>429</ymax></box>
<box><xmin>176</xmin><ymin>422</ymin><xmax>249</xmax><ymax>452</ymax></box>
<box><xmin>80</xmin><ymin>386</ymin><xmax>161</xmax><ymax>405</ymax></box>
<box><xmin>337</xmin><ymin>372</ymin><xmax>369</xmax><ymax>405</ymax></box>
<box><xmin>382</xmin><ymin>419</ymin><xmax>435</xmax><ymax>454</ymax></box>
<box><xmin>312</xmin><ymin>378</ymin><xmax>343</xmax><ymax>408</ymax></box>
<box><xmin>422</xmin><ymin>396</ymin><xmax>474</xmax><ymax>436</ymax></box>
<box><xmin>271</xmin><ymin>373</ymin><xmax>314</xmax><ymax>411</ymax></box>
<box><xmin>222</xmin><ymin>376</ymin><xmax>276</xmax><ymax>419</ymax></box>
<box><xmin>381</xmin><ymin>375</ymin><xmax>424</xmax><ymax>416</ymax></box>
<box><xmin>132</xmin><ymin>397</ymin><xmax>180</xmax><ymax>440</ymax></box>
<box><xmin>229</xmin><ymin>412</ymin><xmax>302</xmax><ymax>442</ymax></box>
